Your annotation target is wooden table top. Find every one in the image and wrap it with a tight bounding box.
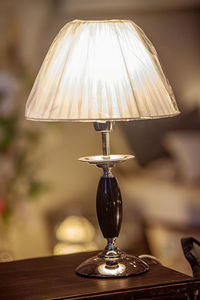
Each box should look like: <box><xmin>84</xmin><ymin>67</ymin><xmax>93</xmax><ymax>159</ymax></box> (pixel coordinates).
<box><xmin>0</xmin><ymin>251</ymin><xmax>199</xmax><ymax>300</ymax></box>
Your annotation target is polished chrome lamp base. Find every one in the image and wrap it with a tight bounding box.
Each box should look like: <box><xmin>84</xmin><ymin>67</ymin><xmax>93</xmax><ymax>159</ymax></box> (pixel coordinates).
<box><xmin>76</xmin><ymin>238</ymin><xmax>149</xmax><ymax>278</ymax></box>
<box><xmin>76</xmin><ymin>122</ymin><xmax>149</xmax><ymax>278</ymax></box>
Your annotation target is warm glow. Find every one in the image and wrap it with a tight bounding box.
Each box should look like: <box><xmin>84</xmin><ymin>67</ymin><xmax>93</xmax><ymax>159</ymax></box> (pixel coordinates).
<box><xmin>25</xmin><ymin>19</ymin><xmax>179</xmax><ymax>121</ymax></box>
<box><xmin>56</xmin><ymin>216</ymin><xmax>95</xmax><ymax>243</ymax></box>
<box><xmin>53</xmin><ymin>242</ymin><xmax>98</xmax><ymax>255</ymax></box>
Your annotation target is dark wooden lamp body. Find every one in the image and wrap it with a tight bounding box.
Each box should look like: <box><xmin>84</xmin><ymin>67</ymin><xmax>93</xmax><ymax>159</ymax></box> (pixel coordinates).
<box><xmin>97</xmin><ymin>176</ymin><xmax>122</xmax><ymax>238</ymax></box>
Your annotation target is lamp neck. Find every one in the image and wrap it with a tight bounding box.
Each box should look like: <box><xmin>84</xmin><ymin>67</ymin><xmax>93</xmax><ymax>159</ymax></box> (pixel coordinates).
<box><xmin>93</xmin><ymin>121</ymin><xmax>114</xmax><ymax>177</ymax></box>
<box><xmin>93</xmin><ymin>121</ymin><xmax>114</xmax><ymax>156</ymax></box>
<box><xmin>93</xmin><ymin>121</ymin><xmax>114</xmax><ymax>132</ymax></box>
<box><xmin>101</xmin><ymin>132</ymin><xmax>110</xmax><ymax>156</ymax></box>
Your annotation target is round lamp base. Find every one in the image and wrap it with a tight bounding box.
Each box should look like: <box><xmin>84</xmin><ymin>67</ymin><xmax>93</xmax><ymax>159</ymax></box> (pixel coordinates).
<box><xmin>76</xmin><ymin>250</ymin><xmax>149</xmax><ymax>278</ymax></box>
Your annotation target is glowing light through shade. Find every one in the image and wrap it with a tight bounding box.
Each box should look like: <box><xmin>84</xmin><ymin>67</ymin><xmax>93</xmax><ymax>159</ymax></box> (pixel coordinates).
<box><xmin>56</xmin><ymin>216</ymin><xmax>95</xmax><ymax>243</ymax></box>
<box><xmin>54</xmin><ymin>216</ymin><xmax>98</xmax><ymax>255</ymax></box>
<box><xmin>25</xmin><ymin>19</ymin><xmax>179</xmax><ymax>121</ymax></box>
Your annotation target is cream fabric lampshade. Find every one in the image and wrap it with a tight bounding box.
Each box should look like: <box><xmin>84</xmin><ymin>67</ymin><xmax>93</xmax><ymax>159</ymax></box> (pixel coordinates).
<box><xmin>25</xmin><ymin>19</ymin><xmax>180</xmax><ymax>121</ymax></box>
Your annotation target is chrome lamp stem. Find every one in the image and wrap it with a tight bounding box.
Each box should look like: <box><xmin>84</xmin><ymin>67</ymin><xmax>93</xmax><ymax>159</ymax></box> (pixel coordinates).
<box><xmin>76</xmin><ymin>121</ymin><xmax>149</xmax><ymax>277</ymax></box>
<box><xmin>102</xmin><ymin>132</ymin><xmax>110</xmax><ymax>156</ymax></box>
<box><xmin>93</xmin><ymin>121</ymin><xmax>113</xmax><ymax>157</ymax></box>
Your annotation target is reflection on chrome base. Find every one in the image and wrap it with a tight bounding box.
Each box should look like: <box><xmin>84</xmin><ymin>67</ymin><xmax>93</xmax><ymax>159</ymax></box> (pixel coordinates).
<box><xmin>76</xmin><ymin>239</ymin><xmax>149</xmax><ymax>278</ymax></box>
<box><xmin>98</xmin><ymin>262</ymin><xmax>126</xmax><ymax>276</ymax></box>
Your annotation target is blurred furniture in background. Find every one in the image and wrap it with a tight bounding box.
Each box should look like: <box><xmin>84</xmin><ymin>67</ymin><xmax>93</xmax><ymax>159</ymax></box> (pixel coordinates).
<box><xmin>121</xmin><ymin>108</ymin><xmax>200</xmax><ymax>166</ymax></box>
<box><xmin>121</xmin><ymin>115</ymin><xmax>200</xmax><ymax>275</ymax></box>
<box><xmin>0</xmin><ymin>251</ymin><xmax>199</xmax><ymax>300</ymax></box>
<box><xmin>182</xmin><ymin>237</ymin><xmax>200</xmax><ymax>278</ymax></box>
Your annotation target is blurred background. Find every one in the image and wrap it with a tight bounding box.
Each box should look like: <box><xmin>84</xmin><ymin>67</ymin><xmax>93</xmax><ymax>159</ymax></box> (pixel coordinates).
<box><xmin>0</xmin><ymin>0</ymin><xmax>200</xmax><ymax>276</ymax></box>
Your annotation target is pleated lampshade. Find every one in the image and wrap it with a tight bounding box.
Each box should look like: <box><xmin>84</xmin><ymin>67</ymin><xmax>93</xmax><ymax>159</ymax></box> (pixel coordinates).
<box><xmin>25</xmin><ymin>19</ymin><xmax>180</xmax><ymax>121</ymax></box>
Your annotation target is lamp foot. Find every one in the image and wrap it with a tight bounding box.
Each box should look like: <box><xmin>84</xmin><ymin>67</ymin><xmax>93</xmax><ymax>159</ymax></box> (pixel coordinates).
<box><xmin>76</xmin><ymin>252</ymin><xmax>149</xmax><ymax>278</ymax></box>
<box><xmin>76</xmin><ymin>239</ymin><xmax>149</xmax><ymax>278</ymax></box>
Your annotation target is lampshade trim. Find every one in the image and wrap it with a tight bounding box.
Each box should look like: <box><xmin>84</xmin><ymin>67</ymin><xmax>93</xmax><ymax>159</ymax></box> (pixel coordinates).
<box><xmin>26</xmin><ymin>111</ymin><xmax>180</xmax><ymax>122</ymax></box>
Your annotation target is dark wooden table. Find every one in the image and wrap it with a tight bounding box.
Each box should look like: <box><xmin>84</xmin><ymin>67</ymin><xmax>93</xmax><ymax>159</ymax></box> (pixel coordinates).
<box><xmin>0</xmin><ymin>251</ymin><xmax>199</xmax><ymax>299</ymax></box>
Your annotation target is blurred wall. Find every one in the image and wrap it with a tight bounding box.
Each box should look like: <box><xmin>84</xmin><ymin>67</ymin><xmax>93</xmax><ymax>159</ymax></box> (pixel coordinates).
<box><xmin>1</xmin><ymin>0</ymin><xmax>199</xmax><ymax>107</ymax></box>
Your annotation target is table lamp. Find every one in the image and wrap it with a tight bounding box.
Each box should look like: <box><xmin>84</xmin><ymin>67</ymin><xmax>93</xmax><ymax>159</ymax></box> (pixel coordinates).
<box><xmin>25</xmin><ymin>19</ymin><xmax>180</xmax><ymax>278</ymax></box>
